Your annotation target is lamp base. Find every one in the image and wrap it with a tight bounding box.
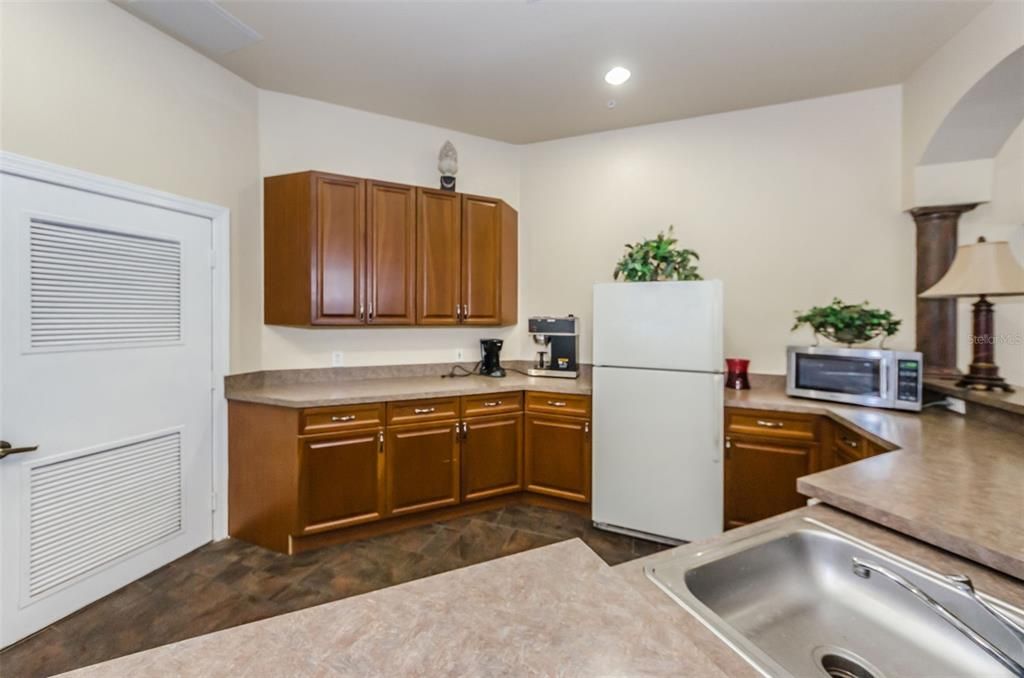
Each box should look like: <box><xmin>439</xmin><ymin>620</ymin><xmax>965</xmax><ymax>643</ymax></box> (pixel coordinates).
<box><xmin>961</xmin><ymin>295</ymin><xmax>1015</xmax><ymax>393</ymax></box>
<box><xmin>956</xmin><ymin>372</ymin><xmax>1015</xmax><ymax>393</ymax></box>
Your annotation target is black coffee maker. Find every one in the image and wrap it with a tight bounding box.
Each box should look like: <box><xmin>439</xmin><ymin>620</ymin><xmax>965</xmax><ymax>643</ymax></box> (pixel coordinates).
<box><xmin>480</xmin><ymin>339</ymin><xmax>506</xmax><ymax>378</ymax></box>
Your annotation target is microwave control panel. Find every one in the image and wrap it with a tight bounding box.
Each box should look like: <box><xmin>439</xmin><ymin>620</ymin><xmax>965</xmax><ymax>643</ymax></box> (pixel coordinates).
<box><xmin>897</xmin><ymin>359</ymin><xmax>922</xmax><ymax>402</ymax></box>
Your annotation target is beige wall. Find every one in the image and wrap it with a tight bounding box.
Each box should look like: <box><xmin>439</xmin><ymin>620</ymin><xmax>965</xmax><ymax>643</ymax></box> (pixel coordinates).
<box><xmin>256</xmin><ymin>90</ymin><xmax>524</xmax><ymax>370</ymax></box>
<box><xmin>901</xmin><ymin>1</ymin><xmax>1024</xmax><ymax>386</ymax></box>
<box><xmin>520</xmin><ymin>86</ymin><xmax>913</xmax><ymax>374</ymax></box>
<box><xmin>902</xmin><ymin>1</ymin><xmax>1024</xmax><ymax>208</ymax></box>
<box><xmin>0</xmin><ymin>0</ymin><xmax>261</xmax><ymax>372</ymax></box>
<box><xmin>957</xmin><ymin>122</ymin><xmax>1024</xmax><ymax>387</ymax></box>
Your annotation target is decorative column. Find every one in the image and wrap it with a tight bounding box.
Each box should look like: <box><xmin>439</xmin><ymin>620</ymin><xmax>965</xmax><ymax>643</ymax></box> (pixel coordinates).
<box><xmin>906</xmin><ymin>203</ymin><xmax>980</xmax><ymax>379</ymax></box>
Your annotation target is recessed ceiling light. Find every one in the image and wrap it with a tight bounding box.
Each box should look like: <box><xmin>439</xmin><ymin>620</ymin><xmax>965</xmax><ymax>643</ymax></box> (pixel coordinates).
<box><xmin>604</xmin><ymin>67</ymin><xmax>631</xmax><ymax>86</ymax></box>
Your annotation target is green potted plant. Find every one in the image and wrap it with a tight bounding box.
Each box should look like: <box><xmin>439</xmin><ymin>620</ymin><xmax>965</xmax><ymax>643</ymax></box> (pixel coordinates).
<box><xmin>792</xmin><ymin>298</ymin><xmax>902</xmax><ymax>347</ymax></box>
<box><xmin>613</xmin><ymin>226</ymin><xmax>702</xmax><ymax>281</ymax></box>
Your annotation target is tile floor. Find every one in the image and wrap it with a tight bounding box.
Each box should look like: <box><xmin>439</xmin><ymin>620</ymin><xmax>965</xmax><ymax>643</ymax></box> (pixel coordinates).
<box><xmin>0</xmin><ymin>503</ymin><xmax>668</xmax><ymax>677</ymax></box>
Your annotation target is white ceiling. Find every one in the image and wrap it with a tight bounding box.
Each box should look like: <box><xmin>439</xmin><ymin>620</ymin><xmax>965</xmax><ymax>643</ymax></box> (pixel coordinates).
<box><xmin>124</xmin><ymin>1</ymin><xmax>989</xmax><ymax>144</ymax></box>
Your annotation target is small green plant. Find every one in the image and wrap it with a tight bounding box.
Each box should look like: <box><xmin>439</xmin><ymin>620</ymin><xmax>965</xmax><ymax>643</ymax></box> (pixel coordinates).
<box><xmin>613</xmin><ymin>226</ymin><xmax>702</xmax><ymax>282</ymax></box>
<box><xmin>792</xmin><ymin>298</ymin><xmax>902</xmax><ymax>347</ymax></box>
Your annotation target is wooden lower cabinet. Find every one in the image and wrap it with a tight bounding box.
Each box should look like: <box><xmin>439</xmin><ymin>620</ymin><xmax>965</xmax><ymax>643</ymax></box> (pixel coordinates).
<box><xmin>723</xmin><ymin>435</ymin><xmax>815</xmax><ymax>530</ymax></box>
<box><xmin>386</xmin><ymin>421</ymin><xmax>461</xmax><ymax>515</ymax></box>
<box><xmin>462</xmin><ymin>413</ymin><xmax>522</xmax><ymax>501</ymax></box>
<box><xmin>229</xmin><ymin>392</ymin><xmax>591</xmax><ymax>553</ymax></box>
<box><xmin>524</xmin><ymin>413</ymin><xmax>591</xmax><ymax>503</ymax></box>
<box><xmin>298</xmin><ymin>429</ymin><xmax>385</xmax><ymax>534</ymax></box>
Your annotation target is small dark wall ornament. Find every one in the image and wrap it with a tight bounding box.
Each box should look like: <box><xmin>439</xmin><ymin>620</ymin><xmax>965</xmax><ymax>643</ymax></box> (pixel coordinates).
<box><xmin>438</xmin><ymin>140</ymin><xmax>458</xmax><ymax>192</ymax></box>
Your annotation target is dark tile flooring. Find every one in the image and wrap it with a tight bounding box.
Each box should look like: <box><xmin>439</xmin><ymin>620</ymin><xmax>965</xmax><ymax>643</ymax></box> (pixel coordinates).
<box><xmin>1</xmin><ymin>503</ymin><xmax>668</xmax><ymax>677</ymax></box>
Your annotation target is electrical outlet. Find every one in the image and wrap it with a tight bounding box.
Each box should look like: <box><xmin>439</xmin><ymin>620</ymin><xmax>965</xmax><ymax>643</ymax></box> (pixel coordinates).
<box><xmin>331</xmin><ymin>351</ymin><xmax>344</xmax><ymax>367</ymax></box>
<box><xmin>455</xmin><ymin>349</ymin><xmax>465</xmax><ymax>361</ymax></box>
<box><xmin>945</xmin><ymin>397</ymin><xmax>966</xmax><ymax>415</ymax></box>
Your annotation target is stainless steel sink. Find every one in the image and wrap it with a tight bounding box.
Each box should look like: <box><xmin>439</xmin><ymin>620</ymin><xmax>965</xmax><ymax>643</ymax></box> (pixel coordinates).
<box><xmin>645</xmin><ymin>516</ymin><xmax>1024</xmax><ymax>678</ymax></box>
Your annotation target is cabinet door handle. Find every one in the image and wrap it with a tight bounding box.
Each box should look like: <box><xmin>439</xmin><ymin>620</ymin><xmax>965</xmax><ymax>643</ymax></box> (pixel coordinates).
<box><xmin>725</xmin><ymin>436</ymin><xmax>732</xmax><ymax>449</ymax></box>
<box><xmin>377</xmin><ymin>431</ymin><xmax>384</xmax><ymax>452</ymax></box>
<box><xmin>359</xmin><ymin>303</ymin><xmax>365</xmax><ymax>320</ymax></box>
<box><xmin>455</xmin><ymin>303</ymin><xmax>461</xmax><ymax>321</ymax></box>
<box><xmin>461</xmin><ymin>304</ymin><xmax>468</xmax><ymax>320</ymax></box>
<box><xmin>547</xmin><ymin>400</ymin><xmax>567</xmax><ymax>407</ymax></box>
<box><xmin>368</xmin><ymin>300</ymin><xmax>374</xmax><ymax>321</ymax></box>
<box><xmin>756</xmin><ymin>419</ymin><xmax>784</xmax><ymax>428</ymax></box>
<box><xmin>330</xmin><ymin>414</ymin><xmax>356</xmax><ymax>423</ymax></box>
<box><xmin>584</xmin><ymin>421</ymin><xmax>590</xmax><ymax>434</ymax></box>
<box><xmin>462</xmin><ymin>421</ymin><xmax>468</xmax><ymax>439</ymax></box>
<box><xmin>413</xmin><ymin>407</ymin><xmax>436</xmax><ymax>415</ymax></box>
<box><xmin>483</xmin><ymin>400</ymin><xmax>502</xmax><ymax>407</ymax></box>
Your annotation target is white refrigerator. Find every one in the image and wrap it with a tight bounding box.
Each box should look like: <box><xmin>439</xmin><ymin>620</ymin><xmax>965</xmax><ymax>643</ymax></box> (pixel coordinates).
<box><xmin>592</xmin><ymin>280</ymin><xmax>724</xmax><ymax>543</ymax></box>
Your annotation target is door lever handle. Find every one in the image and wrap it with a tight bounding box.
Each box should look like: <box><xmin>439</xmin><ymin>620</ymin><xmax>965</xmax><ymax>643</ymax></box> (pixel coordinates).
<box><xmin>0</xmin><ymin>440</ymin><xmax>39</xmax><ymax>459</ymax></box>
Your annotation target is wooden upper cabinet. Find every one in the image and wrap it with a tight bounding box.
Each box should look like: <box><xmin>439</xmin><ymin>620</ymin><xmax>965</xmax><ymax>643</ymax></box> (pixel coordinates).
<box><xmin>416</xmin><ymin>189</ymin><xmax>461</xmax><ymax>325</ymax></box>
<box><xmin>317</xmin><ymin>175</ymin><xmax>366</xmax><ymax>324</ymax></box>
<box><xmin>264</xmin><ymin>171</ymin><xmax>366</xmax><ymax>326</ymax></box>
<box><xmin>265</xmin><ymin>172</ymin><xmax>516</xmax><ymax>327</ymax></box>
<box><xmin>461</xmin><ymin>195</ymin><xmax>517</xmax><ymax>326</ymax></box>
<box><xmin>367</xmin><ymin>181</ymin><xmax>415</xmax><ymax>325</ymax></box>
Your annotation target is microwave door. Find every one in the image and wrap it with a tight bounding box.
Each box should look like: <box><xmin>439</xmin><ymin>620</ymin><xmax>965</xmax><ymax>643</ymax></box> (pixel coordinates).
<box><xmin>788</xmin><ymin>351</ymin><xmax>891</xmax><ymax>408</ymax></box>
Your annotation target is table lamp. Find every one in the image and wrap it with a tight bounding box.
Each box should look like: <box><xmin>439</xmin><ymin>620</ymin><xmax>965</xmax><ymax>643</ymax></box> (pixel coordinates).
<box><xmin>919</xmin><ymin>237</ymin><xmax>1024</xmax><ymax>392</ymax></box>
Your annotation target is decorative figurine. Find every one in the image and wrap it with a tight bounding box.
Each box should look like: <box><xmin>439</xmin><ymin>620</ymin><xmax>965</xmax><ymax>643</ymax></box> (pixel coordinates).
<box><xmin>438</xmin><ymin>140</ymin><xmax>458</xmax><ymax>191</ymax></box>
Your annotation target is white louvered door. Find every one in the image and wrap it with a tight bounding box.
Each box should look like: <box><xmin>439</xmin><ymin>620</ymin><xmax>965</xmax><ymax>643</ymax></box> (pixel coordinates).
<box><xmin>0</xmin><ymin>172</ymin><xmax>213</xmax><ymax>648</ymax></box>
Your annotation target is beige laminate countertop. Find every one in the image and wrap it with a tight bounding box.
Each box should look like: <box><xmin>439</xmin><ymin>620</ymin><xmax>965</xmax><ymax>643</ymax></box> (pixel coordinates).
<box><xmin>726</xmin><ymin>384</ymin><xmax>1024</xmax><ymax>580</ymax></box>
<box><xmin>60</xmin><ymin>539</ymin><xmax>730</xmax><ymax>678</ymax></box>
<box><xmin>63</xmin><ymin>504</ymin><xmax>1024</xmax><ymax>678</ymax></box>
<box><xmin>226</xmin><ymin>371</ymin><xmax>591</xmax><ymax>408</ymax></box>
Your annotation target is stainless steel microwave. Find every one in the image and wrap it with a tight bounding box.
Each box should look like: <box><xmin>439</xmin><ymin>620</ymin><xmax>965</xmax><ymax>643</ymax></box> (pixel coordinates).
<box><xmin>786</xmin><ymin>346</ymin><xmax>923</xmax><ymax>411</ymax></box>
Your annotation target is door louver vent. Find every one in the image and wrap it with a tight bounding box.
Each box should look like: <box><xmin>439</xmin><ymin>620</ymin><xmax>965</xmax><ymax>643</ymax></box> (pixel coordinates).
<box><xmin>29</xmin><ymin>219</ymin><xmax>182</xmax><ymax>349</ymax></box>
<box><xmin>27</xmin><ymin>431</ymin><xmax>183</xmax><ymax>598</ymax></box>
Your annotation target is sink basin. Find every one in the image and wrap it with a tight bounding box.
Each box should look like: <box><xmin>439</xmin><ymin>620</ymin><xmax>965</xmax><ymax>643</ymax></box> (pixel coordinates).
<box><xmin>646</xmin><ymin>516</ymin><xmax>1024</xmax><ymax>678</ymax></box>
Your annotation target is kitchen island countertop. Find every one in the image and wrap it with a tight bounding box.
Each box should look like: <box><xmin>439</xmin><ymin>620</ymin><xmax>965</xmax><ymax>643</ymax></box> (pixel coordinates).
<box><xmin>726</xmin><ymin>381</ymin><xmax>1024</xmax><ymax>580</ymax></box>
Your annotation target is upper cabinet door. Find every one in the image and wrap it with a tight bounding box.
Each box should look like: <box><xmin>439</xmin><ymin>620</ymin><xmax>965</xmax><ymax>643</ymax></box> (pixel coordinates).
<box><xmin>416</xmin><ymin>189</ymin><xmax>461</xmax><ymax>325</ymax></box>
<box><xmin>461</xmin><ymin>195</ymin><xmax>503</xmax><ymax>325</ymax></box>
<box><xmin>316</xmin><ymin>175</ymin><xmax>366</xmax><ymax>324</ymax></box>
<box><xmin>367</xmin><ymin>181</ymin><xmax>415</xmax><ymax>325</ymax></box>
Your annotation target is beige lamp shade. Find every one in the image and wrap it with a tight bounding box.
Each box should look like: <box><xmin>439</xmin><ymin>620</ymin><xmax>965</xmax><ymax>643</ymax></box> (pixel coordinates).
<box><xmin>919</xmin><ymin>238</ymin><xmax>1024</xmax><ymax>298</ymax></box>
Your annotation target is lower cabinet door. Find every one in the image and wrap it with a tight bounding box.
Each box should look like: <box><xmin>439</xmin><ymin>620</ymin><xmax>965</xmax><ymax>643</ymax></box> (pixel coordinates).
<box><xmin>723</xmin><ymin>435</ymin><xmax>813</xmax><ymax>529</ymax></box>
<box><xmin>524</xmin><ymin>413</ymin><xmax>590</xmax><ymax>503</ymax></box>
<box><xmin>387</xmin><ymin>421</ymin><xmax>461</xmax><ymax>515</ymax></box>
<box><xmin>462</xmin><ymin>413</ymin><xmax>522</xmax><ymax>501</ymax></box>
<box><xmin>298</xmin><ymin>428</ymin><xmax>385</xmax><ymax>533</ymax></box>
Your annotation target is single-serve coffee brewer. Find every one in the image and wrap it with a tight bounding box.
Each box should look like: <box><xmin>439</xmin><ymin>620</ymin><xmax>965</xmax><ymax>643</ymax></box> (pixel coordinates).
<box><xmin>479</xmin><ymin>338</ymin><xmax>506</xmax><ymax>377</ymax></box>
<box><xmin>528</xmin><ymin>316</ymin><xmax>579</xmax><ymax>379</ymax></box>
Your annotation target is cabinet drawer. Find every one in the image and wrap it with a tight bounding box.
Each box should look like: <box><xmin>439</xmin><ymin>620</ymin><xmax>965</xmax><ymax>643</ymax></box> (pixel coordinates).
<box><xmin>726</xmin><ymin>409</ymin><xmax>817</xmax><ymax>442</ymax></box>
<box><xmin>387</xmin><ymin>397</ymin><xmax>460</xmax><ymax>426</ymax></box>
<box><xmin>833</xmin><ymin>427</ymin><xmax>867</xmax><ymax>459</ymax></box>
<box><xmin>525</xmin><ymin>391</ymin><xmax>590</xmax><ymax>418</ymax></box>
<box><xmin>462</xmin><ymin>392</ymin><xmax>522</xmax><ymax>417</ymax></box>
<box><xmin>301</xmin><ymin>403</ymin><xmax>385</xmax><ymax>435</ymax></box>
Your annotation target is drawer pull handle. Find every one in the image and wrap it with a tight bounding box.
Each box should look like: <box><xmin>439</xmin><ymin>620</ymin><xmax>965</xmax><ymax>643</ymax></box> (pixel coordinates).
<box><xmin>330</xmin><ymin>415</ymin><xmax>357</xmax><ymax>423</ymax></box>
<box><xmin>841</xmin><ymin>437</ymin><xmax>859</xmax><ymax>448</ymax></box>
<box><xmin>414</xmin><ymin>407</ymin><xmax>436</xmax><ymax>415</ymax></box>
<box><xmin>547</xmin><ymin>400</ymin><xmax>567</xmax><ymax>407</ymax></box>
<box><xmin>483</xmin><ymin>400</ymin><xmax>502</xmax><ymax>407</ymax></box>
<box><xmin>756</xmin><ymin>419</ymin><xmax>783</xmax><ymax>428</ymax></box>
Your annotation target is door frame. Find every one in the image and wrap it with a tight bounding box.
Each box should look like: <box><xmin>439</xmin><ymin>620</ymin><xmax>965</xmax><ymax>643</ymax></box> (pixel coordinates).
<box><xmin>0</xmin><ymin>151</ymin><xmax>232</xmax><ymax>546</ymax></box>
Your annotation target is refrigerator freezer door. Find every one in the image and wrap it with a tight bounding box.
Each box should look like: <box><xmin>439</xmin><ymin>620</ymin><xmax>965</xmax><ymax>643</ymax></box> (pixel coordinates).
<box><xmin>593</xmin><ymin>280</ymin><xmax>723</xmax><ymax>373</ymax></box>
<box><xmin>592</xmin><ymin>366</ymin><xmax>724</xmax><ymax>542</ymax></box>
